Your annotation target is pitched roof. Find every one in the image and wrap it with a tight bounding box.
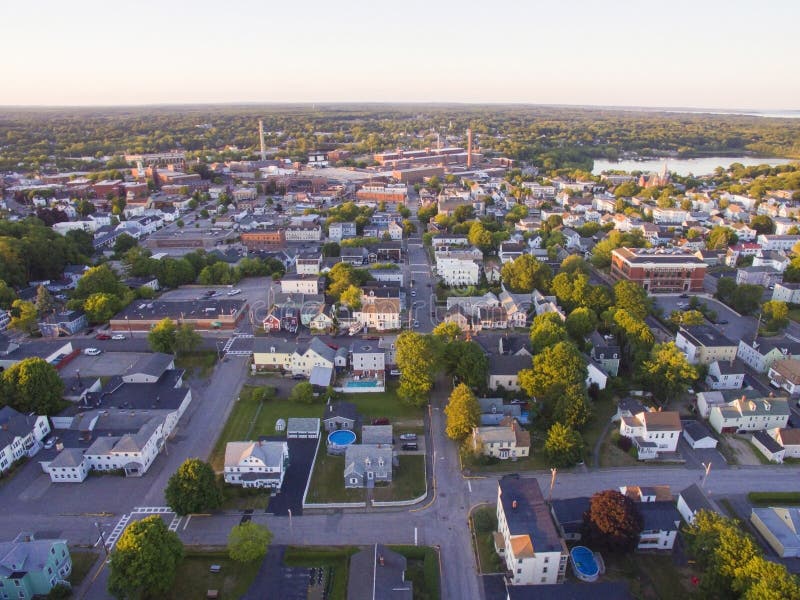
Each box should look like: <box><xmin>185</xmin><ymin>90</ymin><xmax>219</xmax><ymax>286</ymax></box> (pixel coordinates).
<box><xmin>324</xmin><ymin>401</ymin><xmax>358</xmax><ymax>423</ymax></box>
<box><xmin>640</xmin><ymin>411</ymin><xmax>682</xmax><ymax>432</ymax></box>
<box><xmin>224</xmin><ymin>441</ymin><xmax>287</xmax><ymax>469</ymax></box>
<box><xmin>498</xmin><ymin>477</ymin><xmax>564</xmax><ymax>554</ymax></box>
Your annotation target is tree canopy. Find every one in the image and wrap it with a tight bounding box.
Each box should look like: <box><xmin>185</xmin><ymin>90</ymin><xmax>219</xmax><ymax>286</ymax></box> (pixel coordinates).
<box><xmin>2</xmin><ymin>357</ymin><xmax>65</xmax><ymax>415</ymax></box>
<box><xmin>581</xmin><ymin>490</ymin><xmax>643</xmax><ymax>553</ymax></box>
<box><xmin>544</xmin><ymin>422</ymin><xmax>584</xmax><ymax>467</ymax></box>
<box><xmin>638</xmin><ymin>342</ymin><xmax>698</xmax><ymax>405</ymax></box>
<box><xmin>164</xmin><ymin>459</ymin><xmax>222</xmax><ymax>516</ymax></box>
<box><xmin>500</xmin><ymin>254</ymin><xmax>552</xmax><ymax>293</ymax></box>
<box><xmin>108</xmin><ymin>515</ymin><xmax>184</xmax><ymax>600</ymax></box>
<box><xmin>396</xmin><ymin>332</ymin><xmax>436</xmax><ymax>406</ymax></box>
<box><xmin>228</xmin><ymin>522</ymin><xmax>273</xmax><ymax>563</ymax></box>
<box><xmin>444</xmin><ymin>383</ymin><xmax>481</xmax><ymax>441</ymax></box>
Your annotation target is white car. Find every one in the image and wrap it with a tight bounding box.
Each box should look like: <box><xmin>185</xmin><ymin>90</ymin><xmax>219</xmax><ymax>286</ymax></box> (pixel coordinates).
<box><xmin>413</xmin><ymin>320</ymin><xmax>420</xmax><ymax>328</ymax></box>
<box><xmin>111</xmin><ymin>334</ymin><xmax>126</xmax><ymax>341</ymax></box>
<box><xmin>84</xmin><ymin>348</ymin><xmax>101</xmax><ymax>356</ymax></box>
<box><xmin>227</xmin><ymin>289</ymin><xmax>242</xmax><ymax>296</ymax></box>
<box><xmin>411</xmin><ymin>290</ymin><xmax>417</xmax><ymax>297</ymax></box>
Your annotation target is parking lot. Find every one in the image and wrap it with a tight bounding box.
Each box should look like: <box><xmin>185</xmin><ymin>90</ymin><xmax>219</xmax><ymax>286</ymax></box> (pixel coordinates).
<box><xmin>60</xmin><ymin>351</ymin><xmax>152</xmax><ymax>377</ymax></box>
<box><xmin>654</xmin><ymin>293</ymin><xmax>757</xmax><ymax>341</ymax></box>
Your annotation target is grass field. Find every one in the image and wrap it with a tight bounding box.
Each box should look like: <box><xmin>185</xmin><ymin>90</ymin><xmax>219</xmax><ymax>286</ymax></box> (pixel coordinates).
<box><xmin>341</xmin><ymin>384</ymin><xmax>425</xmax><ymax>421</ymax></box>
<box><xmin>220</xmin><ymin>479</ymin><xmax>272</xmax><ymax>511</ymax></box>
<box><xmin>598</xmin><ymin>431</ymin><xmax>638</xmax><ymax>468</ymax></box>
<box><xmin>582</xmin><ymin>397</ymin><xmax>616</xmax><ymax>466</ymax></box>
<box><xmin>167</xmin><ymin>551</ymin><xmax>261</xmax><ymax>600</ymax></box>
<box><xmin>283</xmin><ymin>546</ymin><xmax>357</xmax><ymax>600</ymax></box>
<box><xmin>306</xmin><ymin>441</ymin><xmax>365</xmax><ymax>504</ymax></box>
<box><xmin>69</xmin><ymin>550</ymin><xmax>99</xmax><ymax>588</ymax></box>
<box><xmin>209</xmin><ymin>385</ymin><xmax>325</xmax><ymax>471</ymax></box>
<box><xmin>372</xmin><ymin>455</ymin><xmax>426</xmax><ymax>502</ymax></box>
<box><xmin>175</xmin><ymin>350</ymin><xmax>217</xmax><ymax>379</ymax></box>
<box><xmin>469</xmin><ymin>505</ymin><xmax>504</xmax><ymax>574</ymax></box>
<box><xmin>748</xmin><ymin>491</ymin><xmax>800</xmax><ymax>505</ymax></box>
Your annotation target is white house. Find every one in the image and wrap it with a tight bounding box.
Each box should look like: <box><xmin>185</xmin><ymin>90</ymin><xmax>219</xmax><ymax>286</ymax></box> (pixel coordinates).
<box><xmin>619</xmin><ymin>410</ymin><xmax>682</xmax><ymax>459</ymax></box>
<box><xmin>435</xmin><ymin>248</ymin><xmax>483</xmax><ymax>286</ymax></box>
<box><xmin>737</xmin><ymin>338</ymin><xmax>800</xmax><ymax>373</ymax></box>
<box><xmin>705</xmin><ymin>359</ymin><xmax>745</xmax><ymax>390</ymax></box>
<box><xmin>0</xmin><ymin>408</ymin><xmax>51</xmax><ymax>475</ymax></box>
<box><xmin>280</xmin><ymin>275</ymin><xmax>323</xmax><ymax>295</ymax></box>
<box><xmin>471</xmin><ymin>417</ymin><xmax>531</xmax><ymax>460</ymax></box>
<box><xmin>495</xmin><ymin>478</ymin><xmax>568</xmax><ymax>586</ymax></box>
<box><xmin>677</xmin><ymin>483</ymin><xmax>719</xmax><ymax>525</ymax></box>
<box><xmin>767</xmin><ymin>359</ymin><xmax>800</xmax><ymax>396</ymax></box>
<box><xmin>708</xmin><ymin>394</ymin><xmax>790</xmax><ymax>434</ymax></box>
<box><xmin>354</xmin><ymin>293</ymin><xmax>401</xmax><ymax>332</ymax></box>
<box><xmin>328</xmin><ymin>222</ymin><xmax>357</xmax><ymax>241</ymax></box>
<box><xmin>224</xmin><ymin>441</ymin><xmax>289</xmax><ymax>489</ymax></box>
<box><xmin>291</xmin><ymin>338</ymin><xmax>336</xmax><ymax>377</ymax></box>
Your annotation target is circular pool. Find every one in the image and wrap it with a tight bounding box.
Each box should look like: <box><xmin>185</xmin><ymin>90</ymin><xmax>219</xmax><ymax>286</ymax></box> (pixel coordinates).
<box><xmin>327</xmin><ymin>429</ymin><xmax>356</xmax><ymax>454</ymax></box>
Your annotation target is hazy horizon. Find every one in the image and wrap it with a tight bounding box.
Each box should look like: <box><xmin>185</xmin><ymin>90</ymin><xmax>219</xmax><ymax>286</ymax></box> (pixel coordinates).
<box><xmin>4</xmin><ymin>0</ymin><xmax>799</xmax><ymax>109</ymax></box>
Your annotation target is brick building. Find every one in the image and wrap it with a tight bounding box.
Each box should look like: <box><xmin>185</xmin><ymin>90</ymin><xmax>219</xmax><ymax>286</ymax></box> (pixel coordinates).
<box><xmin>241</xmin><ymin>229</ymin><xmax>286</xmax><ymax>250</ymax></box>
<box><xmin>610</xmin><ymin>247</ymin><xmax>707</xmax><ymax>293</ymax></box>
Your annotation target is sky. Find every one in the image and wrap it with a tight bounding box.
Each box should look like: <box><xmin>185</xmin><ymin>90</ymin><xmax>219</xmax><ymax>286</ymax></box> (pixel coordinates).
<box><xmin>3</xmin><ymin>0</ymin><xmax>799</xmax><ymax>109</ymax></box>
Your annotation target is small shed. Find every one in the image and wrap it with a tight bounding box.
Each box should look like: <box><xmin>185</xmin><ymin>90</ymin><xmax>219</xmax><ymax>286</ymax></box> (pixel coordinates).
<box><xmin>275</xmin><ymin>418</ymin><xmax>286</xmax><ymax>433</ymax></box>
<box><xmin>287</xmin><ymin>417</ymin><xmax>320</xmax><ymax>439</ymax></box>
<box><xmin>682</xmin><ymin>421</ymin><xmax>718</xmax><ymax>449</ymax></box>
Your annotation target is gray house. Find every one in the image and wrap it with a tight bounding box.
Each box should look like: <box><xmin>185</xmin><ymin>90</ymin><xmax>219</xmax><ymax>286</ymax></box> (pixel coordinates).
<box><xmin>323</xmin><ymin>401</ymin><xmax>358</xmax><ymax>432</ymax></box>
<box><xmin>344</xmin><ymin>445</ymin><xmax>393</xmax><ymax>488</ymax></box>
<box><xmin>361</xmin><ymin>425</ymin><xmax>392</xmax><ymax>445</ymax></box>
<box><xmin>347</xmin><ymin>544</ymin><xmax>412</xmax><ymax>600</ymax></box>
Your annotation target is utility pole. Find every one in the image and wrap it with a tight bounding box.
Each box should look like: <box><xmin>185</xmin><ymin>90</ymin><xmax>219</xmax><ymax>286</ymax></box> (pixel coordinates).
<box><xmin>701</xmin><ymin>461</ymin><xmax>712</xmax><ymax>489</ymax></box>
<box><xmin>94</xmin><ymin>522</ymin><xmax>109</xmax><ymax>558</ymax></box>
<box><xmin>548</xmin><ymin>467</ymin><xmax>557</xmax><ymax>502</ymax></box>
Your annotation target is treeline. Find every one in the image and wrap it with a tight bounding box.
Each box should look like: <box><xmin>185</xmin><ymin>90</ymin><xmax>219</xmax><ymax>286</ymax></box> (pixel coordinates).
<box><xmin>3</xmin><ymin>105</ymin><xmax>800</xmax><ymax>173</ymax></box>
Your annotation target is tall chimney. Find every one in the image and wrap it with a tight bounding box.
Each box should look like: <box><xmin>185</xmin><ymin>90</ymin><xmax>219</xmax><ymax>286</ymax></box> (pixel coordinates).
<box><xmin>258</xmin><ymin>119</ymin><xmax>266</xmax><ymax>161</ymax></box>
<box><xmin>466</xmin><ymin>128</ymin><xmax>473</xmax><ymax>168</ymax></box>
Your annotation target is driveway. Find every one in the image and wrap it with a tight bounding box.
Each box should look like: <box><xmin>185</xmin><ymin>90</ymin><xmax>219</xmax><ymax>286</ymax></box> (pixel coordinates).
<box><xmin>242</xmin><ymin>545</ymin><xmax>311</xmax><ymax>600</ymax></box>
<box><xmin>267</xmin><ymin>438</ymin><xmax>317</xmax><ymax>516</ymax></box>
<box><xmin>677</xmin><ymin>435</ymin><xmax>729</xmax><ymax>471</ymax></box>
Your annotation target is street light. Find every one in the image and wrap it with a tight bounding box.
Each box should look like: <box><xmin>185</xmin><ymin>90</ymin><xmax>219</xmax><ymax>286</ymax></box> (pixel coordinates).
<box><xmin>288</xmin><ymin>508</ymin><xmax>293</xmax><ymax>534</ymax></box>
<box><xmin>548</xmin><ymin>468</ymin><xmax>557</xmax><ymax>502</ymax></box>
<box><xmin>701</xmin><ymin>461</ymin><xmax>712</xmax><ymax>489</ymax></box>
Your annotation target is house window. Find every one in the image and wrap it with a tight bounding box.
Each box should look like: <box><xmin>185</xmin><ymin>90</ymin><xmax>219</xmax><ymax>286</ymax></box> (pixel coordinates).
<box><xmin>516</xmin><ymin>568</ymin><xmax>522</xmax><ymax>574</ymax></box>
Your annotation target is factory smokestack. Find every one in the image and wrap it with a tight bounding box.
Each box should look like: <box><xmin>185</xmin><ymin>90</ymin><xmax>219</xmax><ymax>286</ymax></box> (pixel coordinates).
<box><xmin>466</xmin><ymin>128</ymin><xmax>473</xmax><ymax>168</ymax></box>
<box><xmin>258</xmin><ymin>119</ymin><xmax>266</xmax><ymax>161</ymax></box>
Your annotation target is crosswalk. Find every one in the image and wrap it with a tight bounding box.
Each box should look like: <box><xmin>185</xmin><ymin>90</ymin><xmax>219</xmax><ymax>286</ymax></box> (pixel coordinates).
<box><xmin>168</xmin><ymin>514</ymin><xmax>183</xmax><ymax>532</ymax></box>
<box><xmin>223</xmin><ymin>334</ymin><xmax>254</xmax><ymax>356</ymax></box>
<box><xmin>104</xmin><ymin>507</ymin><xmax>178</xmax><ymax>549</ymax></box>
<box><xmin>105</xmin><ymin>513</ymin><xmax>132</xmax><ymax>550</ymax></box>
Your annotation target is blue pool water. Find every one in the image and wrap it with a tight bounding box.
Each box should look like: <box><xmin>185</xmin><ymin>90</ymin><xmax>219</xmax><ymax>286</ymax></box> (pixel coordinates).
<box><xmin>571</xmin><ymin>546</ymin><xmax>599</xmax><ymax>580</ymax></box>
<box><xmin>328</xmin><ymin>429</ymin><xmax>356</xmax><ymax>446</ymax></box>
<box><xmin>345</xmin><ymin>380</ymin><xmax>379</xmax><ymax>388</ymax></box>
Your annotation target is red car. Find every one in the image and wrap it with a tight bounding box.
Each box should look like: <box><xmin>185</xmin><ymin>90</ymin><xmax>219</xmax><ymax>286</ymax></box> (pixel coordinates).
<box><xmin>372</xmin><ymin>418</ymin><xmax>390</xmax><ymax>426</ymax></box>
<box><xmin>95</xmin><ymin>333</ymin><xmax>111</xmax><ymax>340</ymax></box>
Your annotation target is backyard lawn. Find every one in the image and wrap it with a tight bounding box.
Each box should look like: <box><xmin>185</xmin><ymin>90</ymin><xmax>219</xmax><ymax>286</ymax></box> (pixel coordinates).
<box><xmin>582</xmin><ymin>396</ymin><xmax>617</xmax><ymax>466</ymax></box>
<box><xmin>372</xmin><ymin>455</ymin><xmax>426</xmax><ymax>502</ymax></box>
<box><xmin>209</xmin><ymin>385</ymin><xmax>325</xmax><ymax>471</ymax></box>
<box><xmin>175</xmin><ymin>350</ymin><xmax>217</xmax><ymax>379</ymax></box>
<box><xmin>390</xmin><ymin>546</ymin><xmax>442</xmax><ymax>600</ymax></box>
<box><xmin>167</xmin><ymin>551</ymin><xmax>261</xmax><ymax>600</ymax></box>
<box><xmin>469</xmin><ymin>505</ymin><xmax>504</xmax><ymax>574</ymax></box>
<box><xmin>306</xmin><ymin>441</ymin><xmax>365</xmax><ymax>504</ymax></box>
<box><xmin>341</xmin><ymin>384</ymin><xmax>425</xmax><ymax>422</ymax></box>
<box><xmin>602</xmin><ymin>552</ymin><xmax>699</xmax><ymax>600</ymax></box>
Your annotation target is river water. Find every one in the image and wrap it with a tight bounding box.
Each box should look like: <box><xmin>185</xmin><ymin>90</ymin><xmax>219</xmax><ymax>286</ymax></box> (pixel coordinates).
<box><xmin>592</xmin><ymin>156</ymin><xmax>796</xmax><ymax>177</ymax></box>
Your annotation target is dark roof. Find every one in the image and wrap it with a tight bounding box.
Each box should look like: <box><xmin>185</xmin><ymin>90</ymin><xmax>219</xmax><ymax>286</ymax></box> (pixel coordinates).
<box><xmin>507</xmin><ymin>582</ymin><xmax>632</xmax><ymax>600</ymax></box>
<box><xmin>753</xmin><ymin>430</ymin><xmax>784</xmax><ymax>454</ymax></box>
<box><xmin>79</xmin><ymin>369</ymin><xmax>188</xmax><ymax>413</ymax></box>
<box><xmin>680</xmin><ymin>484</ymin><xmax>716</xmax><ymax>515</ymax></box>
<box><xmin>113</xmin><ymin>298</ymin><xmax>245</xmax><ymax>321</ymax></box>
<box><xmin>324</xmin><ymin>401</ymin><xmax>358</xmax><ymax>423</ymax></box>
<box><xmin>550</xmin><ymin>497</ymin><xmax>590</xmax><ymax>526</ymax></box>
<box><xmin>498</xmin><ymin>477</ymin><xmax>563</xmax><ymax>552</ymax></box>
<box><xmin>347</xmin><ymin>544</ymin><xmax>411</xmax><ymax>600</ymax></box>
<box><xmin>683</xmin><ymin>420</ymin><xmax>715</xmax><ymax>442</ymax></box>
<box><xmin>125</xmin><ymin>352</ymin><xmax>174</xmax><ymax>378</ymax></box>
<box><xmin>488</xmin><ymin>354</ymin><xmax>531</xmax><ymax>376</ymax></box>
<box><xmin>0</xmin><ymin>407</ymin><xmax>38</xmax><ymax>447</ymax></box>
<box><xmin>679</xmin><ymin>325</ymin><xmax>735</xmax><ymax>348</ymax></box>
<box><xmin>638</xmin><ymin>501</ymin><xmax>681</xmax><ymax>532</ymax></box>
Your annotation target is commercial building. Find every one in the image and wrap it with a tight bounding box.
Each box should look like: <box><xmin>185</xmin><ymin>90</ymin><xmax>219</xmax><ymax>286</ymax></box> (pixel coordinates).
<box><xmin>610</xmin><ymin>248</ymin><xmax>707</xmax><ymax>292</ymax></box>
<box><xmin>109</xmin><ymin>299</ymin><xmax>246</xmax><ymax>332</ymax></box>
<box><xmin>355</xmin><ymin>183</ymin><xmax>408</xmax><ymax>203</ymax></box>
<box><xmin>241</xmin><ymin>229</ymin><xmax>286</xmax><ymax>250</ymax></box>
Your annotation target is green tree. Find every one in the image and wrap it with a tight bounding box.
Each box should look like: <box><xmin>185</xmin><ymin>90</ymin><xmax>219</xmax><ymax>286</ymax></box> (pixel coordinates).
<box><xmin>321</xmin><ymin>242</ymin><xmax>340</xmax><ymax>257</ymax></box>
<box><xmin>467</xmin><ymin>221</ymin><xmax>493</xmax><ymax>252</ymax></box>
<box><xmin>75</xmin><ymin>199</ymin><xmax>97</xmax><ymax>217</ymax></box>
<box><xmin>500</xmin><ymin>254</ymin><xmax>552</xmax><ymax>293</ymax></box>
<box><xmin>559</xmin><ymin>255</ymin><xmax>591</xmax><ymax>275</ymax></box>
<box><xmin>565</xmin><ymin>307</ymin><xmax>598</xmax><ymax>341</ymax></box>
<box><xmin>147</xmin><ymin>318</ymin><xmax>177</xmax><ymax>353</ymax></box>
<box><xmin>529</xmin><ymin>313</ymin><xmax>567</xmax><ymax>354</ymax></box>
<box><xmin>164</xmin><ymin>459</ymin><xmax>222</xmax><ymax>516</ymax></box>
<box><xmin>519</xmin><ymin>341</ymin><xmax>587</xmax><ymax>402</ymax></box>
<box><xmin>113</xmin><ymin>233</ymin><xmax>138</xmax><ymax>255</ymax></box>
<box><xmin>108</xmin><ymin>515</ymin><xmax>184</xmax><ymax>600</ymax></box>
<box><xmin>83</xmin><ymin>292</ymin><xmax>120</xmax><ymax>324</ymax></box>
<box><xmin>762</xmin><ymin>300</ymin><xmax>789</xmax><ymax>331</ymax></box>
<box><xmin>669</xmin><ymin>309</ymin><xmax>705</xmax><ymax>327</ymax></box>
<box><xmin>9</xmin><ymin>299</ymin><xmax>39</xmax><ymax>334</ymax></box>
<box><xmin>35</xmin><ymin>284</ymin><xmax>56</xmax><ymax>317</ymax></box>
<box><xmin>543</xmin><ymin>422</ymin><xmax>584</xmax><ymax>467</ymax></box>
<box><xmin>174</xmin><ymin>323</ymin><xmax>202</xmax><ymax>356</ymax></box>
<box><xmin>446</xmin><ymin>340</ymin><xmax>489</xmax><ymax>391</ymax></box>
<box><xmin>638</xmin><ymin>342</ymin><xmax>698</xmax><ymax>405</ymax></box>
<box><xmin>554</xmin><ymin>383</ymin><xmax>593</xmax><ymax>430</ymax></box>
<box><xmin>613</xmin><ymin>280</ymin><xmax>651</xmax><ymax>320</ymax></box>
<box><xmin>749</xmin><ymin>215</ymin><xmax>775</xmax><ymax>235</ymax></box>
<box><xmin>0</xmin><ymin>280</ymin><xmax>17</xmax><ymax>310</ymax></box>
<box><xmin>339</xmin><ymin>284</ymin><xmax>363</xmax><ymax>310</ymax></box>
<box><xmin>228</xmin><ymin>522</ymin><xmax>273</xmax><ymax>563</ymax></box>
<box><xmin>2</xmin><ymin>357</ymin><xmax>65</xmax><ymax>414</ymax></box>
<box><xmin>396</xmin><ymin>332</ymin><xmax>436</xmax><ymax>406</ymax></box>
<box><xmin>289</xmin><ymin>381</ymin><xmax>315</xmax><ymax>404</ymax></box>
<box><xmin>444</xmin><ymin>383</ymin><xmax>480</xmax><ymax>441</ymax></box>
<box><xmin>581</xmin><ymin>490</ymin><xmax>643</xmax><ymax>553</ymax></box>
<box><xmin>431</xmin><ymin>321</ymin><xmax>463</xmax><ymax>343</ymax></box>
<box><xmin>706</xmin><ymin>226</ymin><xmax>737</xmax><ymax>250</ymax></box>
<box><xmin>74</xmin><ymin>264</ymin><xmax>125</xmax><ymax>300</ymax></box>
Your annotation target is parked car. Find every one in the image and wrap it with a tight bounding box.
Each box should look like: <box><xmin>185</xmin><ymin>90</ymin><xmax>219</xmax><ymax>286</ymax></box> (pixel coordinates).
<box><xmin>84</xmin><ymin>348</ymin><xmax>101</xmax><ymax>356</ymax></box>
<box><xmin>95</xmin><ymin>333</ymin><xmax>111</xmax><ymax>340</ymax></box>
<box><xmin>718</xmin><ymin>319</ymin><xmax>729</xmax><ymax>325</ymax></box>
<box><xmin>413</xmin><ymin>320</ymin><xmax>420</xmax><ymax>328</ymax></box>
<box><xmin>401</xmin><ymin>443</ymin><xmax>418</xmax><ymax>451</ymax></box>
<box><xmin>679</xmin><ymin>293</ymin><xmax>689</xmax><ymax>299</ymax></box>
<box><xmin>399</xmin><ymin>433</ymin><xmax>417</xmax><ymax>441</ymax></box>
<box><xmin>389</xmin><ymin>369</ymin><xmax>401</xmax><ymax>376</ymax></box>
<box><xmin>411</xmin><ymin>290</ymin><xmax>417</xmax><ymax>297</ymax></box>
<box><xmin>111</xmin><ymin>334</ymin><xmax>126</xmax><ymax>341</ymax></box>
<box><xmin>372</xmin><ymin>418</ymin><xmax>390</xmax><ymax>425</ymax></box>
<box><xmin>227</xmin><ymin>289</ymin><xmax>242</xmax><ymax>296</ymax></box>
<box><xmin>43</xmin><ymin>438</ymin><xmax>56</xmax><ymax>450</ymax></box>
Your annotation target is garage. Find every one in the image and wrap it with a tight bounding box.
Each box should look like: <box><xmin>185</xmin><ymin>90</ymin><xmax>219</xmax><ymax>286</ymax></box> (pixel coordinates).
<box><xmin>286</xmin><ymin>418</ymin><xmax>320</xmax><ymax>439</ymax></box>
<box><xmin>683</xmin><ymin>421</ymin><xmax>718</xmax><ymax>449</ymax></box>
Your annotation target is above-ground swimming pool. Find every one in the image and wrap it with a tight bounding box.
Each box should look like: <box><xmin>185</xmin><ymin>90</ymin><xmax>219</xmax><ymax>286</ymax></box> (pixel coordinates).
<box><xmin>327</xmin><ymin>429</ymin><xmax>356</xmax><ymax>455</ymax></box>
<box><xmin>570</xmin><ymin>546</ymin><xmax>599</xmax><ymax>582</ymax></box>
